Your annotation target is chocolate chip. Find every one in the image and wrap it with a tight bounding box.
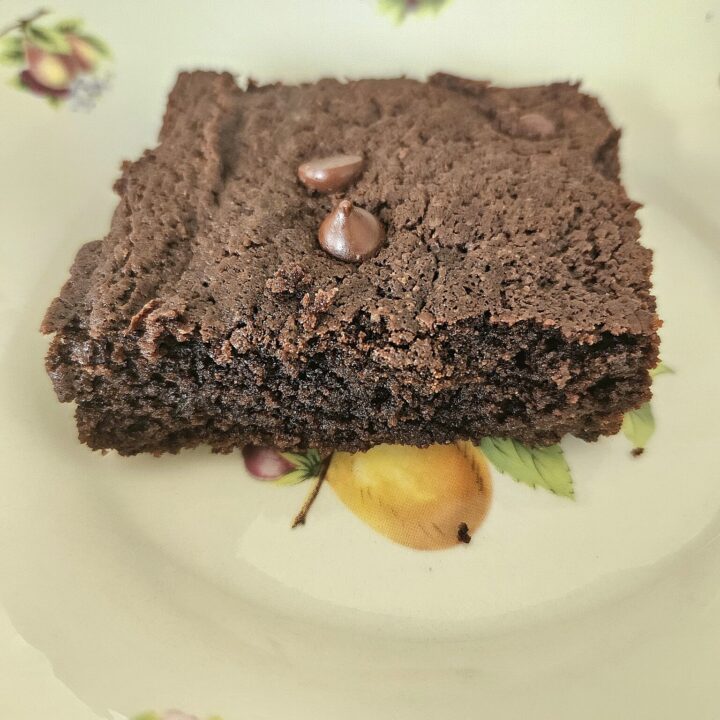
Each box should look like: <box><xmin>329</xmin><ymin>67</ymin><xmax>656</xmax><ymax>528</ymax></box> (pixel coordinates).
<box><xmin>298</xmin><ymin>154</ymin><xmax>364</xmax><ymax>193</ymax></box>
<box><xmin>518</xmin><ymin>112</ymin><xmax>556</xmax><ymax>139</ymax></box>
<box><xmin>318</xmin><ymin>200</ymin><xmax>385</xmax><ymax>263</ymax></box>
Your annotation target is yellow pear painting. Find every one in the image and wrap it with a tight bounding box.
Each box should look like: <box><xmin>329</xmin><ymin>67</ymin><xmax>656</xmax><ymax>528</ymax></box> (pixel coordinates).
<box><xmin>326</xmin><ymin>443</ymin><xmax>492</xmax><ymax>550</ymax></box>
<box><xmin>243</xmin><ymin>442</ymin><xmax>492</xmax><ymax>551</ymax></box>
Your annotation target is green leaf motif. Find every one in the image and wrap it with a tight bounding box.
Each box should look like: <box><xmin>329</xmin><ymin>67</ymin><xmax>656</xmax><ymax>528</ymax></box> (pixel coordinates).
<box><xmin>302</xmin><ymin>448</ymin><xmax>323</xmax><ymax>470</ymax></box>
<box><xmin>280</xmin><ymin>451</ymin><xmax>310</xmax><ymax>467</ymax></box>
<box><xmin>8</xmin><ymin>74</ymin><xmax>26</xmax><ymax>91</ymax></box>
<box><xmin>621</xmin><ymin>359</ymin><xmax>672</xmax><ymax>451</ymax></box>
<box><xmin>650</xmin><ymin>361</ymin><xmax>674</xmax><ymax>378</ymax></box>
<box><xmin>0</xmin><ymin>36</ymin><xmax>24</xmax><ymax>65</ymax></box>
<box><xmin>274</xmin><ymin>449</ymin><xmax>324</xmax><ymax>485</ymax></box>
<box><xmin>0</xmin><ymin>35</ymin><xmax>23</xmax><ymax>51</ymax></box>
<box><xmin>622</xmin><ymin>403</ymin><xmax>655</xmax><ymax>450</ymax></box>
<box><xmin>274</xmin><ymin>468</ymin><xmax>309</xmax><ymax>486</ymax></box>
<box><xmin>54</xmin><ymin>18</ymin><xmax>84</xmax><ymax>33</ymax></box>
<box><xmin>479</xmin><ymin>438</ymin><xmax>574</xmax><ymax>498</ymax></box>
<box><xmin>78</xmin><ymin>32</ymin><xmax>111</xmax><ymax>57</ymax></box>
<box><xmin>0</xmin><ymin>49</ymin><xmax>24</xmax><ymax>65</ymax></box>
<box><xmin>25</xmin><ymin>24</ymin><xmax>72</xmax><ymax>54</ymax></box>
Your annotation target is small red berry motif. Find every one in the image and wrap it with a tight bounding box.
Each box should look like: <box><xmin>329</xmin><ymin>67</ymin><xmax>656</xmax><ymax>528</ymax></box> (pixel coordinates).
<box><xmin>0</xmin><ymin>9</ymin><xmax>110</xmax><ymax>108</ymax></box>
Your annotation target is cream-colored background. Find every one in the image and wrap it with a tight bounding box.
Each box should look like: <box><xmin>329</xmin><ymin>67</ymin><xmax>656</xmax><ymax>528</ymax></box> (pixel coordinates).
<box><xmin>1</xmin><ymin>1</ymin><xmax>719</xmax><ymax>718</ymax></box>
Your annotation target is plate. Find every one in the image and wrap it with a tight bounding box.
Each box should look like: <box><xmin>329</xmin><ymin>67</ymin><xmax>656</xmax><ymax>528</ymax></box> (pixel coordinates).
<box><xmin>1</xmin><ymin>1</ymin><xmax>719</xmax><ymax>718</ymax></box>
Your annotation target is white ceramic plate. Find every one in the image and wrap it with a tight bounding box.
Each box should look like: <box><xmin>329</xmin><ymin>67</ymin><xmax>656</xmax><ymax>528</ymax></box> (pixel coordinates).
<box><xmin>1</xmin><ymin>1</ymin><xmax>719</xmax><ymax>718</ymax></box>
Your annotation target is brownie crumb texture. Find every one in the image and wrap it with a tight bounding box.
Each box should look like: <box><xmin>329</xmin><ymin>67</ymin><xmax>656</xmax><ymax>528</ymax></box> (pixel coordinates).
<box><xmin>457</xmin><ymin>522</ymin><xmax>472</xmax><ymax>544</ymax></box>
<box><xmin>41</xmin><ymin>71</ymin><xmax>659</xmax><ymax>456</ymax></box>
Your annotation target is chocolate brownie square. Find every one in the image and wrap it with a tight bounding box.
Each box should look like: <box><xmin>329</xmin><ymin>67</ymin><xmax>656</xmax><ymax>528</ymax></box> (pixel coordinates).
<box><xmin>41</xmin><ymin>72</ymin><xmax>659</xmax><ymax>455</ymax></box>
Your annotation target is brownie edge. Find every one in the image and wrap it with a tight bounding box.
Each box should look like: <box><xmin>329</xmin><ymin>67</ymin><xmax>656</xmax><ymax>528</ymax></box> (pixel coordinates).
<box><xmin>42</xmin><ymin>71</ymin><xmax>659</xmax><ymax>455</ymax></box>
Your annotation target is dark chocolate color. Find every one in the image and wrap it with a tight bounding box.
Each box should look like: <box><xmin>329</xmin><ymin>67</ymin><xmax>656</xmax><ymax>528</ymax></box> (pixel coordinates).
<box><xmin>457</xmin><ymin>522</ymin><xmax>472</xmax><ymax>544</ymax></box>
<box><xmin>42</xmin><ymin>72</ymin><xmax>659</xmax><ymax>456</ymax></box>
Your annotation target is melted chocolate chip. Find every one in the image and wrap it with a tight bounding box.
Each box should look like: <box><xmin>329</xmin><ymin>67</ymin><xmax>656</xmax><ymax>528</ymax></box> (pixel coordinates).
<box><xmin>298</xmin><ymin>154</ymin><xmax>364</xmax><ymax>193</ymax></box>
<box><xmin>518</xmin><ymin>112</ymin><xmax>556</xmax><ymax>139</ymax></box>
<box><xmin>318</xmin><ymin>200</ymin><xmax>385</xmax><ymax>263</ymax></box>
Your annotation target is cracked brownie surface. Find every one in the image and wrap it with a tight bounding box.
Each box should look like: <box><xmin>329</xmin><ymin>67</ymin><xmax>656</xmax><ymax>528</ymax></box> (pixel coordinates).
<box><xmin>42</xmin><ymin>72</ymin><xmax>659</xmax><ymax>455</ymax></box>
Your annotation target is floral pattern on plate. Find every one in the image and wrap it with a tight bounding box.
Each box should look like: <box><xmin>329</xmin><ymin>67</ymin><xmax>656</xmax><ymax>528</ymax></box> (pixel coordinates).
<box><xmin>242</xmin><ymin>362</ymin><xmax>673</xmax><ymax>550</ymax></box>
<box><xmin>378</xmin><ymin>0</ymin><xmax>453</xmax><ymax>23</ymax></box>
<box><xmin>0</xmin><ymin>8</ymin><xmax>110</xmax><ymax>108</ymax></box>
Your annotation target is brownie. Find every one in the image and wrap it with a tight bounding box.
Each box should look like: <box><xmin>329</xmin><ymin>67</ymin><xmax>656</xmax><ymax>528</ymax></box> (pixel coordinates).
<box><xmin>41</xmin><ymin>72</ymin><xmax>660</xmax><ymax>456</ymax></box>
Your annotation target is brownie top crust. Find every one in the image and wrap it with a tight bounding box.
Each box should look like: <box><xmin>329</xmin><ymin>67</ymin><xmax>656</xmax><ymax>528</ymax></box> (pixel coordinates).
<box><xmin>43</xmin><ymin>72</ymin><xmax>656</xmax><ymax>373</ymax></box>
